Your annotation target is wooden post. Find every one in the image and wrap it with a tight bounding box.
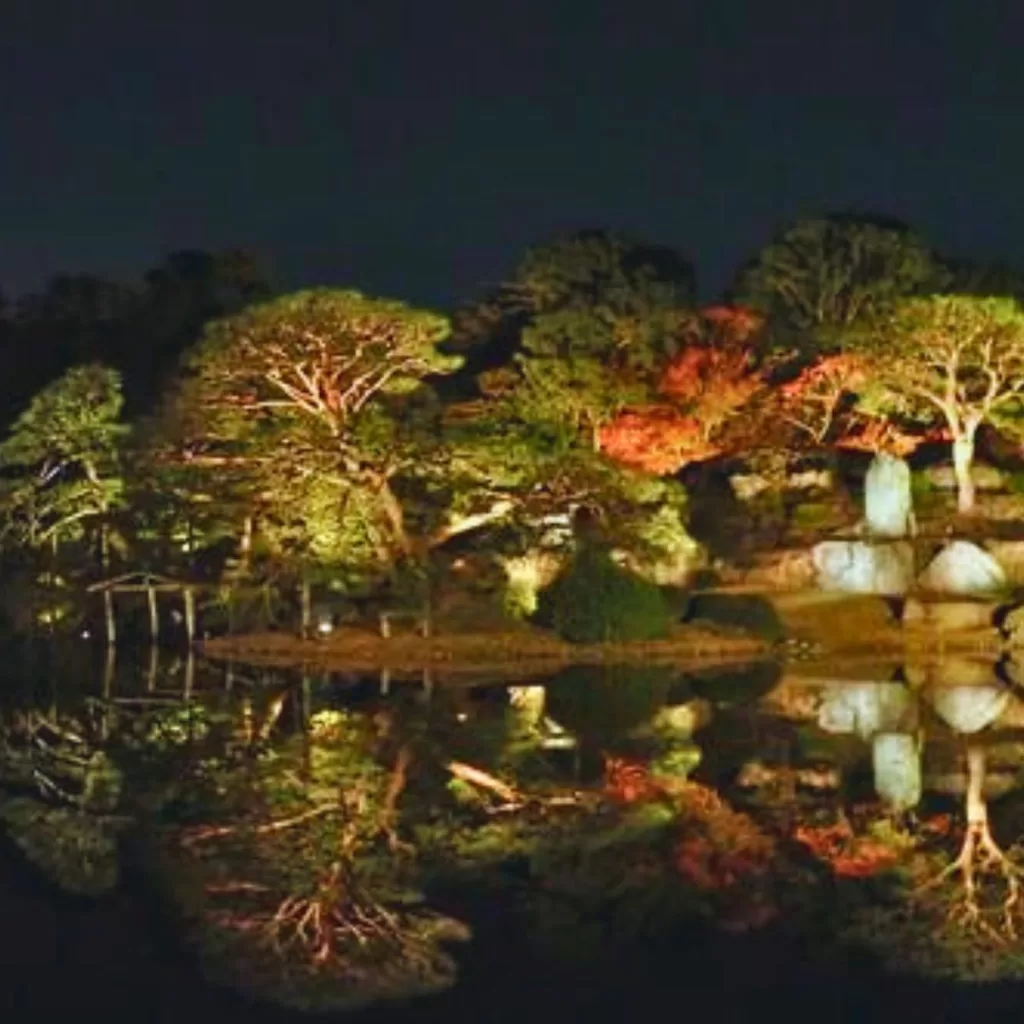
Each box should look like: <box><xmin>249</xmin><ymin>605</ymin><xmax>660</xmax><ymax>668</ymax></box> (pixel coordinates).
<box><xmin>184</xmin><ymin>648</ymin><xmax>195</xmax><ymax>700</ymax></box>
<box><xmin>380</xmin><ymin>668</ymin><xmax>391</xmax><ymax>696</ymax></box>
<box><xmin>422</xmin><ymin>667</ymin><xmax>434</xmax><ymax>700</ymax></box>
<box><xmin>103</xmin><ymin>589</ymin><xmax>116</xmax><ymax>647</ymax></box>
<box><xmin>101</xmin><ymin>644</ymin><xmax>115</xmax><ymax>741</ymax></box>
<box><xmin>225</xmin><ymin>660</ymin><xmax>234</xmax><ymax>692</ymax></box>
<box><xmin>147</xmin><ymin>644</ymin><xmax>158</xmax><ymax>693</ymax></box>
<box><xmin>147</xmin><ymin>586</ymin><xmax>159</xmax><ymax>645</ymax></box>
<box><xmin>300</xmin><ymin>577</ymin><xmax>311</xmax><ymax>638</ymax></box>
<box><xmin>379</xmin><ymin>612</ymin><xmax>391</xmax><ymax>639</ymax></box>
<box><xmin>184</xmin><ymin>588</ymin><xmax>196</xmax><ymax>646</ymax></box>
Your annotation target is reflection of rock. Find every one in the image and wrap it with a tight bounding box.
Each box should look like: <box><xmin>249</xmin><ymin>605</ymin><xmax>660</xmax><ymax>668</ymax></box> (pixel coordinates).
<box><xmin>903</xmin><ymin>598</ymin><xmax>996</xmax><ymax>632</ymax></box>
<box><xmin>818</xmin><ymin>682</ymin><xmax>917</xmax><ymax>739</ymax></box>
<box><xmin>864</xmin><ymin>453</ymin><xmax>915</xmax><ymax>538</ymax></box>
<box><xmin>813</xmin><ymin>541</ymin><xmax>914</xmax><ymax>595</ymax></box>
<box><xmin>918</xmin><ymin>541</ymin><xmax>1007</xmax><ymax>596</ymax></box>
<box><xmin>872</xmin><ymin>733</ymin><xmax>921</xmax><ymax>811</ymax></box>
<box><xmin>508</xmin><ymin>685</ymin><xmax>546</xmax><ymax>730</ymax></box>
<box><xmin>925</xmin><ymin>686</ymin><xmax>1011</xmax><ymax>733</ymax></box>
<box><xmin>926</xmin><ymin>771</ymin><xmax>1017</xmax><ymax>800</ymax></box>
<box><xmin>905</xmin><ymin>657</ymin><xmax>1000</xmax><ymax>690</ymax></box>
<box><xmin>742</xmin><ymin>549</ymin><xmax>817</xmax><ymax>590</ymax></box>
<box><xmin>0</xmin><ymin>796</ymin><xmax>120</xmax><ymax>896</ymax></box>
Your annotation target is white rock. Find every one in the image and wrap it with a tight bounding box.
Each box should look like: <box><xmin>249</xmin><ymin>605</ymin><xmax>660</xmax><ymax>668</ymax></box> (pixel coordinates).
<box><xmin>925</xmin><ymin>685</ymin><xmax>1011</xmax><ymax>733</ymax></box>
<box><xmin>918</xmin><ymin>541</ymin><xmax>1007</xmax><ymax>596</ymax></box>
<box><xmin>818</xmin><ymin>682</ymin><xmax>917</xmax><ymax>739</ymax></box>
<box><xmin>813</xmin><ymin>540</ymin><xmax>915</xmax><ymax>595</ymax></box>
<box><xmin>872</xmin><ymin>733</ymin><xmax>922</xmax><ymax>812</ymax></box>
<box><xmin>864</xmin><ymin>453</ymin><xmax>915</xmax><ymax>539</ymax></box>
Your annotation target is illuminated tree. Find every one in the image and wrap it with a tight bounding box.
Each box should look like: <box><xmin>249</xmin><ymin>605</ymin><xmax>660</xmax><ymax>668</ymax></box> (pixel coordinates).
<box><xmin>840</xmin><ymin>295</ymin><xmax>1024</xmax><ymax>513</ymax></box>
<box><xmin>0</xmin><ymin>364</ymin><xmax>126</xmax><ymax>563</ymax></box>
<box><xmin>180</xmin><ymin>289</ymin><xmax>461</xmax><ymax>560</ymax></box>
<box><xmin>735</xmin><ymin>215</ymin><xmax>946</xmax><ymax>346</ymax></box>
<box><xmin>598</xmin><ymin>306</ymin><xmax>764</xmax><ymax>474</ymax></box>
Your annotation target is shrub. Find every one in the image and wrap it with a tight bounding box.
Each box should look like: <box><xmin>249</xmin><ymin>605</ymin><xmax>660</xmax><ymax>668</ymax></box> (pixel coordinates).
<box><xmin>539</xmin><ymin>547</ymin><xmax>672</xmax><ymax>643</ymax></box>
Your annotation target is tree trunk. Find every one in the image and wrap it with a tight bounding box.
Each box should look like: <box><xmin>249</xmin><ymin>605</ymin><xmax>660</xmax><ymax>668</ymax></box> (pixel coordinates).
<box><xmin>374</xmin><ymin>477</ymin><xmax>413</xmax><ymax>557</ymax></box>
<box><xmin>952</xmin><ymin>431</ymin><xmax>977</xmax><ymax>515</ymax></box>
<box><xmin>965</xmin><ymin>743</ymin><xmax>987</xmax><ymax>829</ymax></box>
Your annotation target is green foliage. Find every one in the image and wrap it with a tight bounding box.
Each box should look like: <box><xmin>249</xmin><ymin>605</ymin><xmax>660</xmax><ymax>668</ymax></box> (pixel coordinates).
<box><xmin>545</xmin><ymin>665</ymin><xmax>675</xmax><ymax>746</ymax></box>
<box><xmin>735</xmin><ymin>215</ymin><xmax>947</xmax><ymax>350</ymax></box>
<box><xmin>0</xmin><ymin>364</ymin><xmax>126</xmax><ymax>553</ymax></box>
<box><xmin>540</xmin><ymin>546</ymin><xmax>672</xmax><ymax>643</ymax></box>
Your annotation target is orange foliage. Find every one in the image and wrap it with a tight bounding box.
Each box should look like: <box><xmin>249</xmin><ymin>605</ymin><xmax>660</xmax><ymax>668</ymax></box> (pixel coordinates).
<box><xmin>778</xmin><ymin>355</ymin><xmax>865</xmax><ymax>444</ymax></box>
<box><xmin>793</xmin><ymin>822</ymin><xmax>899</xmax><ymax>878</ymax></box>
<box><xmin>659</xmin><ymin>345</ymin><xmax>762</xmax><ymax>415</ymax></box>
<box><xmin>598</xmin><ymin>407</ymin><xmax>722</xmax><ymax>474</ymax></box>
<box><xmin>835</xmin><ymin>417</ymin><xmax>950</xmax><ymax>456</ymax></box>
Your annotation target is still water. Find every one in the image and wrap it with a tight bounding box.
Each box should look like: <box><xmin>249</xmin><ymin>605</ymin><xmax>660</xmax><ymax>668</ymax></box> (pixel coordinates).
<box><xmin>4</xmin><ymin>643</ymin><xmax>1024</xmax><ymax>1021</ymax></box>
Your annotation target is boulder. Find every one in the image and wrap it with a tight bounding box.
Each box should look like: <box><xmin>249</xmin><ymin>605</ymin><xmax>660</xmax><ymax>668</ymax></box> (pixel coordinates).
<box><xmin>786</xmin><ymin>468</ymin><xmax>834</xmax><ymax>492</ymax></box>
<box><xmin>872</xmin><ymin>733</ymin><xmax>922</xmax><ymax>812</ymax></box>
<box><xmin>729</xmin><ymin>473</ymin><xmax>772</xmax><ymax>502</ymax></box>
<box><xmin>902</xmin><ymin>598</ymin><xmax>996</xmax><ymax>632</ymax></box>
<box><xmin>818</xmin><ymin>682</ymin><xmax>917</xmax><ymax>739</ymax></box>
<box><xmin>918</xmin><ymin>540</ymin><xmax>1007</xmax><ymax>596</ymax></box>
<box><xmin>924</xmin><ymin>463</ymin><xmax>1007</xmax><ymax>492</ymax></box>
<box><xmin>812</xmin><ymin>540</ymin><xmax>914</xmax><ymax>595</ymax></box>
<box><xmin>925</xmin><ymin>685</ymin><xmax>1011</xmax><ymax>733</ymax></box>
<box><xmin>864</xmin><ymin>453</ymin><xmax>915</xmax><ymax>539</ymax></box>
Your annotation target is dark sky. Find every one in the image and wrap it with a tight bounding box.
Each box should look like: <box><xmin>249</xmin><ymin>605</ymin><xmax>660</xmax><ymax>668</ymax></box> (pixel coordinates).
<box><xmin>3</xmin><ymin>0</ymin><xmax>1024</xmax><ymax>309</ymax></box>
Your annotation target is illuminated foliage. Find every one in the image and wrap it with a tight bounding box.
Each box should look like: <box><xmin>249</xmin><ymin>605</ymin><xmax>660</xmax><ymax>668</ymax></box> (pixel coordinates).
<box><xmin>839</xmin><ymin>294</ymin><xmax>1024</xmax><ymax>512</ymax></box>
<box><xmin>0</xmin><ymin>364</ymin><xmax>126</xmax><ymax>557</ymax></box>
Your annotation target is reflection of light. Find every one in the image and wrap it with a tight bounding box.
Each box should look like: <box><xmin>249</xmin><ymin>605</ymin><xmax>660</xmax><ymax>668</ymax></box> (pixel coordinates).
<box><xmin>80</xmin><ymin>629</ymin><xmax>91</xmax><ymax>639</ymax></box>
<box><xmin>456</xmin><ymin>712</ymin><xmax>469</xmax><ymax>722</ymax></box>
<box><xmin>317</xmin><ymin>620</ymin><xmax>333</xmax><ymax>635</ymax></box>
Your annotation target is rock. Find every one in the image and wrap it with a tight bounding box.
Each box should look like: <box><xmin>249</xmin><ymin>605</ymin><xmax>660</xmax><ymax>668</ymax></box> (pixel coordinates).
<box><xmin>812</xmin><ymin>540</ymin><xmax>914</xmax><ymax>595</ymax></box>
<box><xmin>924</xmin><ymin>463</ymin><xmax>1007</xmax><ymax>492</ymax></box>
<box><xmin>925</xmin><ymin>685</ymin><xmax>1011</xmax><ymax>733</ymax></box>
<box><xmin>902</xmin><ymin>598</ymin><xmax>996</xmax><ymax>632</ymax></box>
<box><xmin>786</xmin><ymin>468</ymin><xmax>834</xmax><ymax>492</ymax></box>
<box><xmin>985</xmin><ymin>541</ymin><xmax>1024</xmax><ymax>584</ymax></box>
<box><xmin>872</xmin><ymin>733</ymin><xmax>922</xmax><ymax>811</ymax></box>
<box><xmin>864</xmin><ymin>453</ymin><xmax>915</xmax><ymax>538</ymax></box>
<box><xmin>818</xmin><ymin>682</ymin><xmax>917</xmax><ymax>739</ymax></box>
<box><xmin>918</xmin><ymin>540</ymin><xmax>1007</xmax><ymax>595</ymax></box>
<box><xmin>742</xmin><ymin>549</ymin><xmax>817</xmax><ymax>589</ymax></box>
<box><xmin>729</xmin><ymin>473</ymin><xmax>772</xmax><ymax>501</ymax></box>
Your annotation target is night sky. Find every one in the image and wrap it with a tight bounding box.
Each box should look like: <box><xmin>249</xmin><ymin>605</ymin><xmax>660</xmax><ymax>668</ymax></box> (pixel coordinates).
<box><xmin>3</xmin><ymin>0</ymin><xmax>1024</xmax><ymax>309</ymax></box>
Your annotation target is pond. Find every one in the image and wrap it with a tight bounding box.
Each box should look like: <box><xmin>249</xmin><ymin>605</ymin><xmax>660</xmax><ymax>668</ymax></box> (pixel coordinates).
<box><xmin>5</xmin><ymin>641</ymin><xmax>1024</xmax><ymax>1021</ymax></box>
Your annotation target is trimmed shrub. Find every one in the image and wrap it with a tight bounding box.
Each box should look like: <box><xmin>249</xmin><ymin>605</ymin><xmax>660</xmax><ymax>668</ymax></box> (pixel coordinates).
<box><xmin>538</xmin><ymin>547</ymin><xmax>672</xmax><ymax>644</ymax></box>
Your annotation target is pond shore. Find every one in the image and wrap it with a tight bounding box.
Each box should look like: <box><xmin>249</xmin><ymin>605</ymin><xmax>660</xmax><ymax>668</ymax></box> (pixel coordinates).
<box><xmin>200</xmin><ymin>623</ymin><xmax>771</xmax><ymax>677</ymax></box>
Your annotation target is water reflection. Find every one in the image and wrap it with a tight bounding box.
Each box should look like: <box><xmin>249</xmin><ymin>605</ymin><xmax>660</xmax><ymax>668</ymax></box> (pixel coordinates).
<box><xmin>7</xmin><ymin>645</ymin><xmax>1024</xmax><ymax>1002</ymax></box>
